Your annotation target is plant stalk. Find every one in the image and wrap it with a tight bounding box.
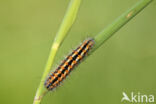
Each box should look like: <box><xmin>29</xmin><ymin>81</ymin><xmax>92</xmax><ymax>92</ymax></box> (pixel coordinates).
<box><xmin>93</xmin><ymin>0</ymin><xmax>153</xmax><ymax>51</ymax></box>
<box><xmin>33</xmin><ymin>0</ymin><xmax>81</xmax><ymax>104</ymax></box>
<box><xmin>33</xmin><ymin>0</ymin><xmax>153</xmax><ymax>103</ymax></box>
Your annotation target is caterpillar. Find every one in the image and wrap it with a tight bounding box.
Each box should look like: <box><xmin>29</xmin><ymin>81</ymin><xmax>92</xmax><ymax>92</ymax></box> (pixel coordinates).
<box><xmin>44</xmin><ymin>38</ymin><xmax>94</xmax><ymax>90</ymax></box>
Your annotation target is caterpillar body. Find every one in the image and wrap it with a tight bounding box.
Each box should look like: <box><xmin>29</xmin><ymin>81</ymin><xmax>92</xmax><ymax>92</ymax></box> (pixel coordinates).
<box><xmin>44</xmin><ymin>38</ymin><xmax>94</xmax><ymax>90</ymax></box>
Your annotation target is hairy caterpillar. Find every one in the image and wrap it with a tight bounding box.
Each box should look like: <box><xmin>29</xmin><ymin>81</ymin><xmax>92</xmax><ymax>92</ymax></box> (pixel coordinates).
<box><xmin>45</xmin><ymin>38</ymin><xmax>94</xmax><ymax>90</ymax></box>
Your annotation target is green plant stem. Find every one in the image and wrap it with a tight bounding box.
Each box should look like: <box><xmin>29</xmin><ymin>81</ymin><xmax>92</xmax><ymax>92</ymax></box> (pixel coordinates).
<box><xmin>33</xmin><ymin>0</ymin><xmax>81</xmax><ymax>104</ymax></box>
<box><xmin>93</xmin><ymin>0</ymin><xmax>153</xmax><ymax>51</ymax></box>
<box><xmin>33</xmin><ymin>0</ymin><xmax>152</xmax><ymax>103</ymax></box>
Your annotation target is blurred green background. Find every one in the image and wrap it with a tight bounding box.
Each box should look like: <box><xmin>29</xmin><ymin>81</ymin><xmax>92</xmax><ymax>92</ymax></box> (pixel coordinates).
<box><xmin>0</xmin><ymin>0</ymin><xmax>156</xmax><ymax>104</ymax></box>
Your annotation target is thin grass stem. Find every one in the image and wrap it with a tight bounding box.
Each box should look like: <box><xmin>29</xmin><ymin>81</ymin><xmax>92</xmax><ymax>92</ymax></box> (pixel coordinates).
<box><xmin>33</xmin><ymin>0</ymin><xmax>81</xmax><ymax>104</ymax></box>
